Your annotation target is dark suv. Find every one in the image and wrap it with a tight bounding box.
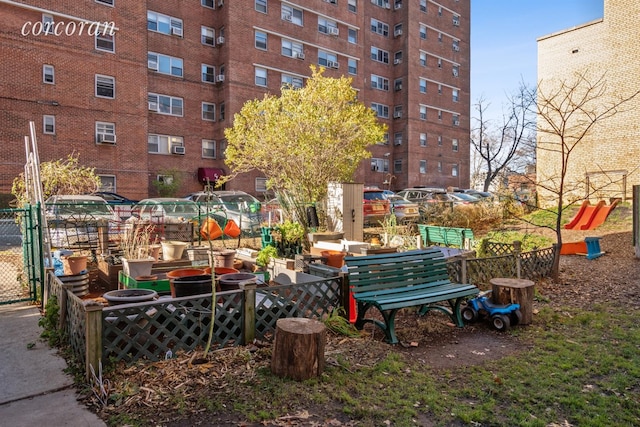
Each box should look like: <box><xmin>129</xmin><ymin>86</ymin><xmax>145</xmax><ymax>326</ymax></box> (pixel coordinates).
<box><xmin>363</xmin><ymin>189</ymin><xmax>391</xmax><ymax>226</ymax></box>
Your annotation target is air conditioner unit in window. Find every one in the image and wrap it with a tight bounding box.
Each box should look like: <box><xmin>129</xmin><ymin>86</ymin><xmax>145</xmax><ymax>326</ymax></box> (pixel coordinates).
<box><xmin>148</xmin><ymin>60</ymin><xmax>158</xmax><ymax>71</ymax></box>
<box><xmin>394</xmin><ymin>83</ymin><xmax>402</xmax><ymax>91</ymax></box>
<box><xmin>172</xmin><ymin>146</ymin><xmax>185</xmax><ymax>155</ymax></box>
<box><xmin>96</xmin><ymin>134</ymin><xmax>116</xmax><ymax>144</ymax></box>
<box><xmin>329</xmin><ymin>27</ymin><xmax>339</xmax><ymax>36</ymax></box>
<box><xmin>394</xmin><ymin>139</ymin><xmax>402</xmax><ymax>145</ymax></box>
<box><xmin>394</xmin><ymin>29</ymin><xmax>402</xmax><ymax>37</ymax></box>
<box><xmin>148</xmin><ymin>102</ymin><xmax>158</xmax><ymax>111</ymax></box>
<box><xmin>393</xmin><ymin>111</ymin><xmax>402</xmax><ymax>119</ymax></box>
<box><xmin>282</xmin><ymin>14</ymin><xmax>292</xmax><ymax>21</ymax></box>
<box><xmin>171</xmin><ymin>27</ymin><xmax>182</xmax><ymax>36</ymax></box>
<box><xmin>218</xmin><ymin>0</ymin><xmax>223</xmax><ymax>6</ymax></box>
<box><xmin>327</xmin><ymin>61</ymin><xmax>339</xmax><ymax>69</ymax></box>
<box><xmin>215</xmin><ymin>74</ymin><xmax>225</xmax><ymax>83</ymax></box>
<box><xmin>216</xmin><ymin>36</ymin><xmax>225</xmax><ymax>45</ymax></box>
<box><xmin>294</xmin><ymin>51</ymin><xmax>305</xmax><ymax>60</ymax></box>
<box><xmin>393</xmin><ymin>58</ymin><xmax>401</xmax><ymax>65</ymax></box>
<box><xmin>453</xmin><ymin>45</ymin><xmax>460</xmax><ymax>52</ymax></box>
<box><xmin>394</xmin><ymin>3</ymin><xmax>402</xmax><ymax>10</ymax></box>
<box><xmin>384</xmin><ymin>3</ymin><xmax>391</xmax><ymax>9</ymax></box>
<box><xmin>453</xmin><ymin>69</ymin><xmax>459</xmax><ymax>77</ymax></box>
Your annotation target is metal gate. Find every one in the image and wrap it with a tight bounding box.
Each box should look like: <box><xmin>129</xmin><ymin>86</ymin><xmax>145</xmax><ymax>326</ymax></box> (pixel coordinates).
<box><xmin>0</xmin><ymin>204</ymin><xmax>44</xmax><ymax>305</ymax></box>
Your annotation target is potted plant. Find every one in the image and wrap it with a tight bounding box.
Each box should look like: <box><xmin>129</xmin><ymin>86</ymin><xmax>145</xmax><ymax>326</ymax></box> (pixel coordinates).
<box><xmin>273</xmin><ymin>220</ymin><xmax>305</xmax><ymax>258</ymax></box>
<box><xmin>254</xmin><ymin>245</ymin><xmax>278</xmax><ymax>283</ymax></box>
<box><xmin>120</xmin><ymin>222</ymin><xmax>156</xmax><ymax>278</ymax></box>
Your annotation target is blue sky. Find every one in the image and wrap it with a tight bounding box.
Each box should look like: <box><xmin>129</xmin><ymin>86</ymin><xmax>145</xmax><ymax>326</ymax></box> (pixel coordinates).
<box><xmin>471</xmin><ymin>0</ymin><xmax>604</xmax><ymax>119</ymax></box>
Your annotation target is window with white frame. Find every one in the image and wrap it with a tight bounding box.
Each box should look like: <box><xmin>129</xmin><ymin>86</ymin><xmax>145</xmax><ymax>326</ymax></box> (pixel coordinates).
<box><xmin>255</xmin><ymin>67</ymin><xmax>267</xmax><ymax>86</ymax></box>
<box><xmin>394</xmin><ymin>160</ymin><xmax>402</xmax><ymax>173</ymax></box>
<box><xmin>453</xmin><ymin>15</ymin><xmax>460</xmax><ymax>26</ymax></box>
<box><xmin>453</xmin><ymin>114</ymin><xmax>460</xmax><ymax>126</ymax></box>
<box><xmin>96</xmin><ymin>0</ymin><xmax>115</xmax><ymax>6</ymax></box>
<box><xmin>96</xmin><ymin>75</ymin><xmax>115</xmax><ymax>98</ymax></box>
<box><xmin>419</xmin><ymin>133</ymin><xmax>427</xmax><ymax>147</ymax></box>
<box><xmin>419</xmin><ymin>24</ymin><xmax>426</xmax><ymax>39</ymax></box>
<box><xmin>370</xmin><ymin>19</ymin><xmax>389</xmax><ymax>36</ymax></box>
<box><xmin>255</xmin><ymin>177</ymin><xmax>268</xmax><ymax>193</ymax></box>
<box><xmin>219</xmin><ymin>139</ymin><xmax>227</xmax><ymax>158</ymax></box>
<box><xmin>370</xmin><ymin>158</ymin><xmax>389</xmax><ymax>172</ymax></box>
<box><xmin>318</xmin><ymin>50</ymin><xmax>338</xmax><ymax>67</ymax></box>
<box><xmin>394</xmin><ymin>131</ymin><xmax>402</xmax><ymax>145</ymax></box>
<box><xmin>348</xmin><ymin>28</ymin><xmax>357</xmax><ymax>44</ymax></box>
<box><xmin>453</xmin><ymin>64</ymin><xmax>459</xmax><ymax>77</ymax></box>
<box><xmin>281</xmin><ymin>74</ymin><xmax>304</xmax><ymax>89</ymax></box>
<box><xmin>43</xmin><ymin>65</ymin><xmax>54</xmax><ymax>84</ymax></box>
<box><xmin>370</xmin><ymin>47</ymin><xmax>389</xmax><ymax>63</ymax></box>
<box><xmin>453</xmin><ymin>40</ymin><xmax>459</xmax><ymax>51</ymax></box>
<box><xmin>371</xmin><ymin>0</ymin><xmax>388</xmax><ymax>8</ymax></box>
<box><xmin>202</xmin><ymin>26</ymin><xmax>215</xmax><ymax>45</ymax></box>
<box><xmin>98</xmin><ymin>175</ymin><xmax>116</xmax><ymax>192</ymax></box>
<box><xmin>202</xmin><ymin>102</ymin><xmax>215</xmax><ymax>121</ymax></box>
<box><xmin>438</xmin><ymin>58</ymin><xmax>443</xmax><ymax>68</ymax></box>
<box><xmin>371</xmin><ymin>103</ymin><xmax>389</xmax><ymax>119</ymax></box>
<box><xmin>452</xmin><ymin>164</ymin><xmax>458</xmax><ymax>177</ymax></box>
<box><xmin>96</xmin><ymin>31</ymin><xmax>114</xmax><ymax>52</ymax></box>
<box><xmin>148</xmin><ymin>134</ymin><xmax>183</xmax><ymax>154</ymax></box>
<box><xmin>438</xmin><ymin>135</ymin><xmax>442</xmax><ymax>145</ymax></box>
<box><xmin>393</xmin><ymin>106</ymin><xmax>402</xmax><ymax>119</ymax></box>
<box><xmin>281</xmin><ymin>4</ymin><xmax>303</xmax><ymax>25</ymax></box>
<box><xmin>255</xmin><ymin>30</ymin><xmax>267</xmax><ymax>50</ymax></box>
<box><xmin>348</xmin><ymin>58</ymin><xmax>357</xmax><ymax>75</ymax></box>
<box><xmin>419</xmin><ymin>78</ymin><xmax>427</xmax><ymax>93</ymax></box>
<box><xmin>202</xmin><ymin>64</ymin><xmax>215</xmax><ymax>83</ymax></box>
<box><xmin>319</xmin><ymin>17</ymin><xmax>338</xmax><ymax>35</ymax></box>
<box><xmin>452</xmin><ymin>139</ymin><xmax>459</xmax><ymax>152</ymax></box>
<box><xmin>148</xmin><ymin>52</ymin><xmax>183</xmax><ymax>77</ymax></box>
<box><xmin>202</xmin><ymin>139</ymin><xmax>216</xmax><ymax>158</ymax></box>
<box><xmin>371</xmin><ymin>74</ymin><xmax>389</xmax><ymax>91</ymax></box>
<box><xmin>148</xmin><ymin>93</ymin><xmax>183</xmax><ymax>116</ymax></box>
<box><xmin>419</xmin><ymin>0</ymin><xmax>426</xmax><ymax>12</ymax></box>
<box><xmin>438</xmin><ymin>84</ymin><xmax>442</xmax><ymax>94</ymax></box>
<box><xmin>147</xmin><ymin>11</ymin><xmax>182</xmax><ymax>36</ymax></box>
<box><xmin>201</xmin><ymin>0</ymin><xmax>214</xmax><ymax>8</ymax></box>
<box><xmin>96</xmin><ymin>121</ymin><xmax>115</xmax><ymax>143</ymax></box>
<box><xmin>420</xmin><ymin>160</ymin><xmax>427</xmax><ymax>174</ymax></box>
<box><xmin>219</xmin><ymin>103</ymin><xmax>225</xmax><ymax>121</ymax></box>
<box><xmin>255</xmin><ymin>0</ymin><xmax>267</xmax><ymax>13</ymax></box>
<box><xmin>42</xmin><ymin>14</ymin><xmax>54</xmax><ymax>35</ymax></box>
<box><xmin>452</xmin><ymin>89</ymin><xmax>459</xmax><ymax>102</ymax></box>
<box><xmin>438</xmin><ymin>110</ymin><xmax>442</xmax><ymax>120</ymax></box>
<box><xmin>282</xmin><ymin>39</ymin><xmax>303</xmax><ymax>58</ymax></box>
<box><xmin>438</xmin><ymin>6</ymin><xmax>443</xmax><ymax>16</ymax></box>
<box><xmin>419</xmin><ymin>52</ymin><xmax>427</xmax><ymax>66</ymax></box>
<box><xmin>438</xmin><ymin>32</ymin><xmax>443</xmax><ymax>42</ymax></box>
<box><xmin>393</xmin><ymin>23</ymin><xmax>402</xmax><ymax>37</ymax></box>
<box><xmin>43</xmin><ymin>115</ymin><xmax>55</xmax><ymax>134</ymax></box>
<box><xmin>394</xmin><ymin>51</ymin><xmax>402</xmax><ymax>64</ymax></box>
<box><xmin>348</xmin><ymin>0</ymin><xmax>357</xmax><ymax>12</ymax></box>
<box><xmin>419</xmin><ymin>105</ymin><xmax>427</xmax><ymax>120</ymax></box>
<box><xmin>394</xmin><ymin>78</ymin><xmax>402</xmax><ymax>91</ymax></box>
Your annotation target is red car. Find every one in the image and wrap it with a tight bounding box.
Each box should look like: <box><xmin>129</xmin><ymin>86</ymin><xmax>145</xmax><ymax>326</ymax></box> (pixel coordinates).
<box><xmin>363</xmin><ymin>189</ymin><xmax>391</xmax><ymax>226</ymax></box>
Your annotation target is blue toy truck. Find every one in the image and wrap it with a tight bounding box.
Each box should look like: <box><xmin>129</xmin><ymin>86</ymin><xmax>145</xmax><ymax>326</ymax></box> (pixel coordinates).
<box><xmin>462</xmin><ymin>290</ymin><xmax>522</xmax><ymax>332</ymax></box>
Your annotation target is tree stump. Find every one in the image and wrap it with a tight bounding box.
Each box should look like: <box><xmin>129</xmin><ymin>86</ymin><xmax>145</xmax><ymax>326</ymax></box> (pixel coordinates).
<box><xmin>270</xmin><ymin>318</ymin><xmax>326</xmax><ymax>381</ymax></box>
<box><xmin>490</xmin><ymin>278</ymin><xmax>536</xmax><ymax>325</ymax></box>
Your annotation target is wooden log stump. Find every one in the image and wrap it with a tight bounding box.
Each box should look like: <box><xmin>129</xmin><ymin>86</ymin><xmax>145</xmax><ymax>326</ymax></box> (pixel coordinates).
<box><xmin>270</xmin><ymin>318</ymin><xmax>326</xmax><ymax>381</ymax></box>
<box><xmin>490</xmin><ymin>278</ymin><xmax>535</xmax><ymax>325</ymax></box>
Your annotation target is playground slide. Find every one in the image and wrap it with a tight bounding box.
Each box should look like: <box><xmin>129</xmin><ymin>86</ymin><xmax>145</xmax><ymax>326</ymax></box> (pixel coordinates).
<box><xmin>564</xmin><ymin>200</ymin><xmax>590</xmax><ymax>229</ymax></box>
<box><xmin>565</xmin><ymin>201</ymin><xmax>604</xmax><ymax>230</ymax></box>
<box><xmin>581</xmin><ymin>199</ymin><xmax>619</xmax><ymax>230</ymax></box>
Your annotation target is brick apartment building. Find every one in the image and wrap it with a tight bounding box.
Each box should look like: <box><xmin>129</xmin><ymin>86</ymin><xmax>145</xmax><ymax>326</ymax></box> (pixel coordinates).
<box><xmin>537</xmin><ymin>0</ymin><xmax>639</xmax><ymax>205</ymax></box>
<box><xmin>0</xmin><ymin>0</ymin><xmax>470</xmax><ymax>202</ymax></box>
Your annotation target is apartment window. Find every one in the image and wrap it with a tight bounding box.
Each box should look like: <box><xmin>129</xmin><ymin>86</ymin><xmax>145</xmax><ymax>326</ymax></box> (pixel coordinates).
<box><xmin>419</xmin><ymin>52</ymin><xmax>427</xmax><ymax>66</ymax></box>
<box><xmin>371</xmin><ymin>0</ymin><xmax>389</xmax><ymax>8</ymax></box>
<box><xmin>453</xmin><ymin>40</ymin><xmax>460</xmax><ymax>51</ymax></box>
<box><xmin>452</xmin><ymin>164</ymin><xmax>459</xmax><ymax>177</ymax></box>
<box><xmin>255</xmin><ymin>30</ymin><xmax>267</xmax><ymax>50</ymax></box>
<box><xmin>394</xmin><ymin>51</ymin><xmax>402</xmax><ymax>64</ymax></box>
<box><xmin>255</xmin><ymin>67</ymin><xmax>267</xmax><ymax>86</ymax></box>
<box><xmin>438</xmin><ymin>32</ymin><xmax>443</xmax><ymax>43</ymax></box>
<box><xmin>96</xmin><ymin>122</ymin><xmax>115</xmax><ymax>143</ymax></box>
<box><xmin>43</xmin><ymin>115</ymin><xmax>55</xmax><ymax>134</ymax></box>
<box><xmin>42</xmin><ymin>14</ymin><xmax>54</xmax><ymax>35</ymax></box>
<box><xmin>393</xmin><ymin>24</ymin><xmax>402</xmax><ymax>37</ymax></box>
<box><xmin>394</xmin><ymin>0</ymin><xmax>402</xmax><ymax>9</ymax></box>
<box><xmin>96</xmin><ymin>0</ymin><xmax>114</xmax><ymax>5</ymax></box>
<box><xmin>452</xmin><ymin>139</ymin><xmax>459</xmax><ymax>152</ymax></box>
<box><xmin>394</xmin><ymin>160</ymin><xmax>402</xmax><ymax>174</ymax></box>
<box><xmin>394</xmin><ymin>78</ymin><xmax>402</xmax><ymax>91</ymax></box>
<box><xmin>437</xmin><ymin>161</ymin><xmax>443</xmax><ymax>172</ymax></box>
<box><xmin>371</xmin><ymin>158</ymin><xmax>389</xmax><ymax>173</ymax></box>
<box><xmin>419</xmin><ymin>0</ymin><xmax>426</xmax><ymax>12</ymax></box>
<box><xmin>438</xmin><ymin>58</ymin><xmax>443</xmax><ymax>68</ymax></box>
<box><xmin>255</xmin><ymin>0</ymin><xmax>267</xmax><ymax>13</ymax></box>
<box><xmin>348</xmin><ymin>28</ymin><xmax>357</xmax><ymax>44</ymax></box>
<box><xmin>419</xmin><ymin>78</ymin><xmax>427</xmax><ymax>94</ymax></box>
<box><xmin>148</xmin><ymin>93</ymin><xmax>183</xmax><ymax>116</ymax></box>
<box><xmin>419</xmin><ymin>105</ymin><xmax>427</xmax><ymax>120</ymax></box>
<box><xmin>438</xmin><ymin>6</ymin><xmax>443</xmax><ymax>16</ymax></box>
<box><xmin>393</xmin><ymin>132</ymin><xmax>402</xmax><ymax>145</ymax></box>
<box><xmin>201</xmin><ymin>26</ymin><xmax>215</xmax><ymax>45</ymax></box>
<box><xmin>453</xmin><ymin>65</ymin><xmax>459</xmax><ymax>77</ymax></box>
<box><xmin>147</xmin><ymin>11</ymin><xmax>183</xmax><ymax>36</ymax></box>
<box><xmin>148</xmin><ymin>134</ymin><xmax>183</xmax><ymax>155</ymax></box>
<box><xmin>318</xmin><ymin>50</ymin><xmax>338</xmax><ymax>67</ymax></box>
<box><xmin>256</xmin><ymin>177</ymin><xmax>268</xmax><ymax>193</ymax></box>
<box><xmin>438</xmin><ymin>135</ymin><xmax>442</xmax><ymax>145</ymax></box>
<box><xmin>96</xmin><ymin>32</ymin><xmax>114</xmax><ymax>52</ymax></box>
<box><xmin>282</xmin><ymin>74</ymin><xmax>304</xmax><ymax>89</ymax></box>
<box><xmin>98</xmin><ymin>175</ymin><xmax>116</xmax><ymax>193</ymax></box>
<box><xmin>43</xmin><ymin>65</ymin><xmax>54</xmax><ymax>84</ymax></box>
<box><xmin>371</xmin><ymin>103</ymin><xmax>389</xmax><ymax>119</ymax></box>
<box><xmin>148</xmin><ymin>52</ymin><xmax>183</xmax><ymax>77</ymax></box>
<box><xmin>348</xmin><ymin>58</ymin><xmax>357</xmax><ymax>75</ymax></box>
<box><xmin>202</xmin><ymin>139</ymin><xmax>216</xmax><ymax>158</ymax></box>
<box><xmin>378</xmin><ymin>132</ymin><xmax>389</xmax><ymax>145</ymax></box>
<box><xmin>371</xmin><ymin>19</ymin><xmax>389</xmax><ymax>37</ymax></box>
<box><xmin>202</xmin><ymin>102</ymin><xmax>216</xmax><ymax>121</ymax></box>
<box><xmin>453</xmin><ymin>15</ymin><xmax>460</xmax><ymax>26</ymax></box>
<box><xmin>319</xmin><ymin>18</ymin><xmax>338</xmax><ymax>35</ymax></box>
<box><xmin>348</xmin><ymin>0</ymin><xmax>357</xmax><ymax>12</ymax></box>
<box><xmin>419</xmin><ymin>25</ymin><xmax>426</xmax><ymax>39</ymax></box>
<box><xmin>281</xmin><ymin>5</ymin><xmax>303</xmax><ymax>25</ymax></box>
<box><xmin>438</xmin><ymin>110</ymin><xmax>442</xmax><ymax>120</ymax></box>
<box><xmin>282</xmin><ymin>39</ymin><xmax>304</xmax><ymax>58</ymax></box>
<box><xmin>202</xmin><ymin>64</ymin><xmax>215</xmax><ymax>83</ymax></box>
<box><xmin>219</xmin><ymin>103</ymin><xmax>225</xmax><ymax>121</ymax></box>
<box><xmin>453</xmin><ymin>114</ymin><xmax>460</xmax><ymax>126</ymax></box>
<box><xmin>371</xmin><ymin>74</ymin><xmax>389</xmax><ymax>91</ymax></box>
<box><xmin>219</xmin><ymin>139</ymin><xmax>227</xmax><ymax>158</ymax></box>
<box><xmin>420</xmin><ymin>133</ymin><xmax>427</xmax><ymax>146</ymax></box>
<box><xmin>202</xmin><ymin>0</ymin><xmax>214</xmax><ymax>8</ymax></box>
<box><xmin>371</xmin><ymin>47</ymin><xmax>389</xmax><ymax>64</ymax></box>
<box><xmin>393</xmin><ymin>106</ymin><xmax>402</xmax><ymax>119</ymax></box>
<box><xmin>419</xmin><ymin>160</ymin><xmax>427</xmax><ymax>174</ymax></box>
<box><xmin>96</xmin><ymin>75</ymin><xmax>115</xmax><ymax>98</ymax></box>
<box><xmin>438</xmin><ymin>84</ymin><xmax>442</xmax><ymax>94</ymax></box>
<box><xmin>453</xmin><ymin>89</ymin><xmax>459</xmax><ymax>102</ymax></box>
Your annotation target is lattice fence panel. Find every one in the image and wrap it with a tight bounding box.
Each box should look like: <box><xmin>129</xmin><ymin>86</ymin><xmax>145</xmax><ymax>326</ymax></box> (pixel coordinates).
<box><xmin>446</xmin><ymin>260</ymin><xmax>462</xmax><ymax>283</ymax></box>
<box><xmin>465</xmin><ymin>254</ymin><xmax>518</xmax><ymax>288</ymax></box>
<box><xmin>482</xmin><ymin>240</ymin><xmax>516</xmax><ymax>257</ymax></box>
<box><xmin>520</xmin><ymin>246</ymin><xmax>556</xmax><ymax>280</ymax></box>
<box><xmin>66</xmin><ymin>293</ymin><xmax>87</xmax><ymax>362</ymax></box>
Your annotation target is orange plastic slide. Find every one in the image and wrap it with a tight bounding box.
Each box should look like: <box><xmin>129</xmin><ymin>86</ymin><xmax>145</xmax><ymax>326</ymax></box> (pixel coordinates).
<box><xmin>564</xmin><ymin>200</ymin><xmax>618</xmax><ymax>230</ymax></box>
<box><xmin>582</xmin><ymin>199</ymin><xmax>619</xmax><ymax>230</ymax></box>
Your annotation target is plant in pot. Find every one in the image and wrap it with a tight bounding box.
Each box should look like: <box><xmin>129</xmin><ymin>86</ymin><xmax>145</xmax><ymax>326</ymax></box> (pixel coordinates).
<box><xmin>119</xmin><ymin>222</ymin><xmax>156</xmax><ymax>279</ymax></box>
<box><xmin>273</xmin><ymin>220</ymin><xmax>305</xmax><ymax>259</ymax></box>
<box><xmin>255</xmin><ymin>245</ymin><xmax>278</xmax><ymax>283</ymax></box>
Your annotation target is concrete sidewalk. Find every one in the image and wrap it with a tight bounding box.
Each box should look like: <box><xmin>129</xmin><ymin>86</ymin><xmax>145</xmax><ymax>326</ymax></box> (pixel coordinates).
<box><xmin>0</xmin><ymin>302</ymin><xmax>106</xmax><ymax>426</ymax></box>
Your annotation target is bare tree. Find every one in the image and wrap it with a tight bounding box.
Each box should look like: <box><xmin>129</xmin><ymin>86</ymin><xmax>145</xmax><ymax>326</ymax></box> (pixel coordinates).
<box><xmin>471</xmin><ymin>82</ymin><xmax>536</xmax><ymax>192</ymax></box>
<box><xmin>535</xmin><ymin>71</ymin><xmax>640</xmax><ymax>279</ymax></box>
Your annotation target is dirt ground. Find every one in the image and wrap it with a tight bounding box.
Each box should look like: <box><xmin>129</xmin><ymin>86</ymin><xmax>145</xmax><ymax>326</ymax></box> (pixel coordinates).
<box><xmin>88</xmin><ymin>213</ymin><xmax>640</xmax><ymax>426</ymax></box>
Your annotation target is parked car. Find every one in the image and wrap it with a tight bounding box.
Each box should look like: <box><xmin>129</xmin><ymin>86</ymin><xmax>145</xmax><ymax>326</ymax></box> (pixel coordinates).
<box><xmin>381</xmin><ymin>192</ymin><xmax>420</xmax><ymax>222</ymax></box>
<box><xmin>91</xmin><ymin>191</ymin><xmax>139</xmax><ymax>219</ymax></box>
<box><xmin>184</xmin><ymin>191</ymin><xmax>262</xmax><ymax>232</ymax></box>
<box><xmin>447</xmin><ymin>192</ymin><xmax>481</xmax><ymax>205</ymax></box>
<box><xmin>396</xmin><ymin>187</ymin><xmax>447</xmax><ymax>204</ymax></box>
<box><xmin>45</xmin><ymin>194</ymin><xmax>120</xmax><ymax>248</ymax></box>
<box><xmin>131</xmin><ymin>198</ymin><xmax>201</xmax><ymax>222</ymax></box>
<box><xmin>363</xmin><ymin>188</ymin><xmax>391</xmax><ymax>226</ymax></box>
